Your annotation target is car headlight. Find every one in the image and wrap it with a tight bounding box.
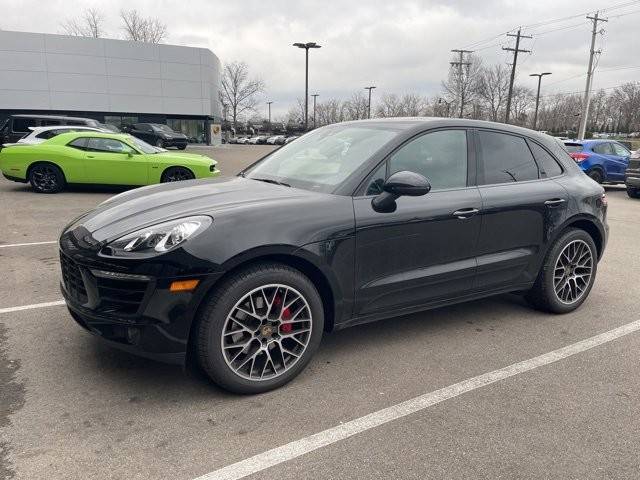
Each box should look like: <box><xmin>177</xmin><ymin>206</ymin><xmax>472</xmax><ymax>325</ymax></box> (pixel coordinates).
<box><xmin>103</xmin><ymin>216</ymin><xmax>212</xmax><ymax>257</ymax></box>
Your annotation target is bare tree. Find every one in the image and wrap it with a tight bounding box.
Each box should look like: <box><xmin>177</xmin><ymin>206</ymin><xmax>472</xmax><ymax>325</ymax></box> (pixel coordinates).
<box><xmin>219</xmin><ymin>62</ymin><xmax>265</xmax><ymax>129</ymax></box>
<box><xmin>120</xmin><ymin>10</ymin><xmax>167</xmax><ymax>43</ymax></box>
<box><xmin>475</xmin><ymin>64</ymin><xmax>510</xmax><ymax>122</ymax></box>
<box><xmin>343</xmin><ymin>92</ymin><xmax>369</xmax><ymax>120</ymax></box>
<box><xmin>376</xmin><ymin>93</ymin><xmax>428</xmax><ymax>118</ymax></box>
<box><xmin>62</xmin><ymin>8</ymin><xmax>105</xmax><ymax>38</ymax></box>
<box><xmin>442</xmin><ymin>54</ymin><xmax>482</xmax><ymax>118</ymax></box>
<box><xmin>315</xmin><ymin>99</ymin><xmax>346</xmax><ymax>126</ymax></box>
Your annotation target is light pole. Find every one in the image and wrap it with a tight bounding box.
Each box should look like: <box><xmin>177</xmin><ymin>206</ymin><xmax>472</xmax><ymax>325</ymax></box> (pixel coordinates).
<box><xmin>293</xmin><ymin>42</ymin><xmax>321</xmax><ymax>131</ymax></box>
<box><xmin>529</xmin><ymin>72</ymin><xmax>552</xmax><ymax>130</ymax></box>
<box><xmin>364</xmin><ymin>86</ymin><xmax>376</xmax><ymax>119</ymax></box>
<box><xmin>311</xmin><ymin>94</ymin><xmax>319</xmax><ymax>128</ymax></box>
<box><xmin>266</xmin><ymin>101</ymin><xmax>273</xmax><ymax>132</ymax></box>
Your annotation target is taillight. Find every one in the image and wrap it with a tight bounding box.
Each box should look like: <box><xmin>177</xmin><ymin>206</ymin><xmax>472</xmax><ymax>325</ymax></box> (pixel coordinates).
<box><xmin>601</xmin><ymin>193</ymin><xmax>607</xmax><ymax>207</ymax></box>
<box><xmin>570</xmin><ymin>152</ymin><xmax>590</xmax><ymax>162</ymax></box>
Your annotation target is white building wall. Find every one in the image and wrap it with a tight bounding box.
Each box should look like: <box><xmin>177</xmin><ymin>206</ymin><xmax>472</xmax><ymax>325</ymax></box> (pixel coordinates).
<box><xmin>0</xmin><ymin>30</ymin><xmax>221</xmax><ymax>118</ymax></box>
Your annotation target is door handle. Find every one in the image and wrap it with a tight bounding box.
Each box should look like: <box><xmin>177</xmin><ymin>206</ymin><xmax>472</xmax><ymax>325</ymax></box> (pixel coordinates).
<box><xmin>453</xmin><ymin>208</ymin><xmax>480</xmax><ymax>219</ymax></box>
<box><xmin>544</xmin><ymin>198</ymin><xmax>566</xmax><ymax>206</ymax></box>
<box><xmin>87</xmin><ymin>155</ymin><xmax>95</xmax><ymax>159</ymax></box>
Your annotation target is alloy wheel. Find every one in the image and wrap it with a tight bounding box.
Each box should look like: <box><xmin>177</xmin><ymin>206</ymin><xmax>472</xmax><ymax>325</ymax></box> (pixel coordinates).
<box><xmin>221</xmin><ymin>284</ymin><xmax>313</xmax><ymax>381</ymax></box>
<box><xmin>553</xmin><ymin>239</ymin><xmax>593</xmax><ymax>305</ymax></box>
<box><xmin>31</xmin><ymin>165</ymin><xmax>59</xmax><ymax>192</ymax></box>
<box><xmin>164</xmin><ymin>169</ymin><xmax>193</xmax><ymax>182</ymax></box>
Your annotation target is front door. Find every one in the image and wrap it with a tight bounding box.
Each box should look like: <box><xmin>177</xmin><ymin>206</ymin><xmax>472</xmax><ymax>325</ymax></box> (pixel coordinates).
<box><xmin>353</xmin><ymin>129</ymin><xmax>482</xmax><ymax>317</ymax></box>
<box><xmin>84</xmin><ymin>137</ymin><xmax>148</xmax><ymax>185</ymax></box>
<box><xmin>474</xmin><ymin>129</ymin><xmax>569</xmax><ymax>291</ymax></box>
<box><xmin>609</xmin><ymin>142</ymin><xmax>631</xmax><ymax>182</ymax></box>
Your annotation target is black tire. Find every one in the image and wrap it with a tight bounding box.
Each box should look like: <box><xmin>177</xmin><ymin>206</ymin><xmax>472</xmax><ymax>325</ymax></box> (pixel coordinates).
<box><xmin>155</xmin><ymin>138</ymin><xmax>164</xmax><ymax>148</ymax></box>
<box><xmin>627</xmin><ymin>186</ymin><xmax>640</xmax><ymax>199</ymax></box>
<box><xmin>195</xmin><ymin>262</ymin><xmax>324</xmax><ymax>394</ymax></box>
<box><xmin>178</xmin><ymin>144</ymin><xmax>187</xmax><ymax>150</ymax></box>
<box><xmin>28</xmin><ymin>163</ymin><xmax>65</xmax><ymax>193</ymax></box>
<box><xmin>587</xmin><ymin>169</ymin><xmax>603</xmax><ymax>184</ymax></box>
<box><xmin>526</xmin><ymin>228</ymin><xmax>598</xmax><ymax>314</ymax></box>
<box><xmin>160</xmin><ymin>166</ymin><xmax>195</xmax><ymax>183</ymax></box>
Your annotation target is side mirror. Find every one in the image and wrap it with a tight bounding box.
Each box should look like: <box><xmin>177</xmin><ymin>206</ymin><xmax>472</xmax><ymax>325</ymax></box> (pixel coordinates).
<box><xmin>371</xmin><ymin>171</ymin><xmax>431</xmax><ymax>213</ymax></box>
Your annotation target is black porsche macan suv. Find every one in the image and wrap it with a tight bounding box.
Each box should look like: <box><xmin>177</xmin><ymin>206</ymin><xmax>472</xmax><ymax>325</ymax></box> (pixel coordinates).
<box><xmin>59</xmin><ymin>118</ymin><xmax>608</xmax><ymax>394</ymax></box>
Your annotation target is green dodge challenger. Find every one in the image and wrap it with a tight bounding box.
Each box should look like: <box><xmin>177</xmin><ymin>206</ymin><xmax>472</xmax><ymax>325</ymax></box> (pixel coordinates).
<box><xmin>0</xmin><ymin>132</ymin><xmax>219</xmax><ymax>193</ymax></box>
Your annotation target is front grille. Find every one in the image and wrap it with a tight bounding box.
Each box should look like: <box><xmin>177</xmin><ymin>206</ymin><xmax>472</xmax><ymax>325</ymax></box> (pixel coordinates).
<box><xmin>95</xmin><ymin>276</ymin><xmax>149</xmax><ymax>315</ymax></box>
<box><xmin>60</xmin><ymin>253</ymin><xmax>88</xmax><ymax>303</ymax></box>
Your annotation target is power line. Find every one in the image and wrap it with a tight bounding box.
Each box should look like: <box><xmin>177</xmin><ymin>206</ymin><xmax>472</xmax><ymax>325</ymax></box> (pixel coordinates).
<box><xmin>578</xmin><ymin>11</ymin><xmax>607</xmax><ymax>139</ymax></box>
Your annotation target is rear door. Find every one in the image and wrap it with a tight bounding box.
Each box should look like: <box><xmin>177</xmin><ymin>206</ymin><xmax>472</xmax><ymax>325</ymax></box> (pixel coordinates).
<box><xmin>84</xmin><ymin>137</ymin><xmax>148</xmax><ymax>185</ymax></box>
<box><xmin>474</xmin><ymin>129</ymin><xmax>569</xmax><ymax>291</ymax></box>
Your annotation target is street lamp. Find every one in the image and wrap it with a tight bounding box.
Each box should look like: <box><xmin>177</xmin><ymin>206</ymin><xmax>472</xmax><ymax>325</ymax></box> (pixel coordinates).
<box><xmin>311</xmin><ymin>94</ymin><xmax>319</xmax><ymax>128</ymax></box>
<box><xmin>529</xmin><ymin>72</ymin><xmax>552</xmax><ymax>130</ymax></box>
<box><xmin>266</xmin><ymin>101</ymin><xmax>273</xmax><ymax>132</ymax></box>
<box><xmin>364</xmin><ymin>86</ymin><xmax>376</xmax><ymax>119</ymax></box>
<box><xmin>293</xmin><ymin>42</ymin><xmax>321</xmax><ymax>131</ymax></box>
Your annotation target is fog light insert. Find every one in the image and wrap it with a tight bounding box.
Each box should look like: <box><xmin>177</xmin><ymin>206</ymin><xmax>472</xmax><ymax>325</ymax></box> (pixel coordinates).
<box><xmin>169</xmin><ymin>279</ymin><xmax>200</xmax><ymax>292</ymax></box>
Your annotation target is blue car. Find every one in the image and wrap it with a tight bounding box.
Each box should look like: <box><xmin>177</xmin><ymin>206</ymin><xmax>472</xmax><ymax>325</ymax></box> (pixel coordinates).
<box><xmin>564</xmin><ymin>139</ymin><xmax>630</xmax><ymax>184</ymax></box>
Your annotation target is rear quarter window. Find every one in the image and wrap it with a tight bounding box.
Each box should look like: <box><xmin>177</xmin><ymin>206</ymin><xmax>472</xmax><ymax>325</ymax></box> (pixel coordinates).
<box><xmin>564</xmin><ymin>143</ymin><xmax>583</xmax><ymax>153</ymax></box>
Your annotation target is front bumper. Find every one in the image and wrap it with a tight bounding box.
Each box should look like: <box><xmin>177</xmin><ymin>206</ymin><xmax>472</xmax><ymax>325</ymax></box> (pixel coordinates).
<box><xmin>625</xmin><ymin>169</ymin><xmax>640</xmax><ymax>187</ymax></box>
<box><xmin>59</xmin><ymin>241</ymin><xmax>223</xmax><ymax>365</ymax></box>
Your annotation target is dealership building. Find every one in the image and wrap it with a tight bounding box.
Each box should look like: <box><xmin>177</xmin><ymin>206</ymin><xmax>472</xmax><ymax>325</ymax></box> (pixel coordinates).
<box><xmin>0</xmin><ymin>30</ymin><xmax>222</xmax><ymax>144</ymax></box>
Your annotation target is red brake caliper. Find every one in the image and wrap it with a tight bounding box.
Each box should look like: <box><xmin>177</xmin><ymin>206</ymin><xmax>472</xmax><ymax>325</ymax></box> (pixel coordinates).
<box><xmin>280</xmin><ymin>305</ymin><xmax>292</xmax><ymax>333</ymax></box>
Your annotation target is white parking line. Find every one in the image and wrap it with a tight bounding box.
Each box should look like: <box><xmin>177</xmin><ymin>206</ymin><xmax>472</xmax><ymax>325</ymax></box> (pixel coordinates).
<box><xmin>0</xmin><ymin>240</ymin><xmax>57</xmax><ymax>249</ymax></box>
<box><xmin>0</xmin><ymin>300</ymin><xmax>65</xmax><ymax>314</ymax></box>
<box><xmin>193</xmin><ymin>319</ymin><xmax>640</xmax><ymax>480</ymax></box>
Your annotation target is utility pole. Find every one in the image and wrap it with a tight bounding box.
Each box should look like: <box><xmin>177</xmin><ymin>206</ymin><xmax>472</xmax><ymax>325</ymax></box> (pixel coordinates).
<box><xmin>450</xmin><ymin>49</ymin><xmax>473</xmax><ymax>117</ymax></box>
<box><xmin>311</xmin><ymin>94</ymin><xmax>319</xmax><ymax>128</ymax></box>
<box><xmin>503</xmin><ymin>29</ymin><xmax>532</xmax><ymax>124</ymax></box>
<box><xmin>266</xmin><ymin>101</ymin><xmax>273</xmax><ymax>132</ymax></box>
<box><xmin>578</xmin><ymin>12</ymin><xmax>607</xmax><ymax>140</ymax></box>
<box><xmin>364</xmin><ymin>86</ymin><xmax>376</xmax><ymax>118</ymax></box>
<box><xmin>529</xmin><ymin>72</ymin><xmax>552</xmax><ymax>130</ymax></box>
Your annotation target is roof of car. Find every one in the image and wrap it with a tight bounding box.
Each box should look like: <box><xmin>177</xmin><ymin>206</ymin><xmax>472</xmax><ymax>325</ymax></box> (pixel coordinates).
<box><xmin>51</xmin><ymin>131</ymin><xmax>131</xmax><ymax>141</ymax></box>
<box><xmin>10</xmin><ymin>114</ymin><xmax>97</xmax><ymax>121</ymax></box>
<box><xmin>28</xmin><ymin>125</ymin><xmax>102</xmax><ymax>133</ymax></box>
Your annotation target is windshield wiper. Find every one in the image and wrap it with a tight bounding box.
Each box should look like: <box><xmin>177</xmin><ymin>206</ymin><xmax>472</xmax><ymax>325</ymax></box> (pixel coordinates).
<box><xmin>251</xmin><ymin>177</ymin><xmax>291</xmax><ymax>187</ymax></box>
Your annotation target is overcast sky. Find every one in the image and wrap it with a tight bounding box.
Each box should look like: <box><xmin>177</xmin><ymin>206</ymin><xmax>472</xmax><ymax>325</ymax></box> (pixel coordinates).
<box><xmin>2</xmin><ymin>0</ymin><xmax>639</xmax><ymax>118</ymax></box>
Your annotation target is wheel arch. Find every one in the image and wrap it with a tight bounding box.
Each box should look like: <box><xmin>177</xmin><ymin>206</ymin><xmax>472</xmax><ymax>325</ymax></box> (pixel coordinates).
<box><xmin>160</xmin><ymin>165</ymin><xmax>195</xmax><ymax>181</ymax></box>
<box><xmin>557</xmin><ymin>216</ymin><xmax>605</xmax><ymax>260</ymax></box>
<box><xmin>185</xmin><ymin>249</ymin><xmax>340</xmax><ymax>372</ymax></box>
<box><xmin>26</xmin><ymin>160</ymin><xmax>68</xmax><ymax>183</ymax></box>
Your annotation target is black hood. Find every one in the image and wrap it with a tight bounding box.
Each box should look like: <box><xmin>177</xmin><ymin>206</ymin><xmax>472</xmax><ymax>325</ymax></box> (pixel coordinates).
<box><xmin>75</xmin><ymin>177</ymin><xmax>321</xmax><ymax>242</ymax></box>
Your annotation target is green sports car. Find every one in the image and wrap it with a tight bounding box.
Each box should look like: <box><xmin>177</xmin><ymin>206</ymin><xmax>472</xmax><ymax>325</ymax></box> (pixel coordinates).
<box><xmin>0</xmin><ymin>132</ymin><xmax>219</xmax><ymax>193</ymax></box>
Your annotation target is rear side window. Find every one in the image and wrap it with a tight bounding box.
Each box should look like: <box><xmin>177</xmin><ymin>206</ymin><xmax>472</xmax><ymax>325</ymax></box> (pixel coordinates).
<box><xmin>478</xmin><ymin>131</ymin><xmax>539</xmax><ymax>184</ymax></box>
<box><xmin>68</xmin><ymin>138</ymin><xmax>88</xmax><ymax>150</ymax></box>
<box><xmin>87</xmin><ymin>138</ymin><xmax>135</xmax><ymax>154</ymax></box>
<box><xmin>564</xmin><ymin>143</ymin><xmax>583</xmax><ymax>153</ymax></box>
<box><xmin>37</xmin><ymin>129</ymin><xmax>72</xmax><ymax>140</ymax></box>
<box><xmin>12</xmin><ymin>118</ymin><xmax>36</xmax><ymax>133</ymax></box>
<box><xmin>528</xmin><ymin>141</ymin><xmax>563</xmax><ymax>178</ymax></box>
<box><xmin>593</xmin><ymin>143</ymin><xmax>614</xmax><ymax>155</ymax></box>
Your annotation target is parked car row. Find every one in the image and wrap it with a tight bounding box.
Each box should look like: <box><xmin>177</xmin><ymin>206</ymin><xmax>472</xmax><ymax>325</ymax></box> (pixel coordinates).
<box><xmin>561</xmin><ymin>138</ymin><xmax>640</xmax><ymax>199</ymax></box>
<box><xmin>228</xmin><ymin>135</ymin><xmax>298</xmax><ymax>145</ymax></box>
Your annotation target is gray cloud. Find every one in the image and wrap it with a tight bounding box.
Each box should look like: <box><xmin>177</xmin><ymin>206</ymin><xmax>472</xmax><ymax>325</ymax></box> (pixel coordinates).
<box><xmin>2</xmin><ymin>0</ymin><xmax>638</xmax><ymax>117</ymax></box>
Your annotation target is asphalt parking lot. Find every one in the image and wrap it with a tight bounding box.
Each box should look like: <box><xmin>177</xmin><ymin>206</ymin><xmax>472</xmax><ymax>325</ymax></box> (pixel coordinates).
<box><xmin>1</xmin><ymin>145</ymin><xmax>639</xmax><ymax>480</ymax></box>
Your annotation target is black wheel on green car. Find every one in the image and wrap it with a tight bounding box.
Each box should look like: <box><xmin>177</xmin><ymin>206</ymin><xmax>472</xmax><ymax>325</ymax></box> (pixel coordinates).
<box><xmin>627</xmin><ymin>186</ymin><xmax>640</xmax><ymax>199</ymax></box>
<box><xmin>28</xmin><ymin>163</ymin><xmax>65</xmax><ymax>193</ymax></box>
<box><xmin>161</xmin><ymin>166</ymin><xmax>195</xmax><ymax>183</ymax></box>
<box><xmin>195</xmin><ymin>262</ymin><xmax>324</xmax><ymax>394</ymax></box>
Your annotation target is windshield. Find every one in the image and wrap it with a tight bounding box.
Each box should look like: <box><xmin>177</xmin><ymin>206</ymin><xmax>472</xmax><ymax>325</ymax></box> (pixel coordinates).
<box><xmin>244</xmin><ymin>124</ymin><xmax>399</xmax><ymax>193</ymax></box>
<box><xmin>152</xmin><ymin>124</ymin><xmax>174</xmax><ymax>133</ymax></box>
<box><xmin>564</xmin><ymin>143</ymin><xmax>583</xmax><ymax>153</ymax></box>
<box><xmin>127</xmin><ymin>135</ymin><xmax>159</xmax><ymax>154</ymax></box>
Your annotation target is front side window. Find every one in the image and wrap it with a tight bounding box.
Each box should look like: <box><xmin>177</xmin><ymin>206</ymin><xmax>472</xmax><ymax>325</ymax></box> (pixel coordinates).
<box><xmin>245</xmin><ymin>124</ymin><xmax>399</xmax><ymax>193</ymax></box>
<box><xmin>528</xmin><ymin>141</ymin><xmax>563</xmax><ymax>178</ymax></box>
<box><xmin>87</xmin><ymin>138</ymin><xmax>135</xmax><ymax>154</ymax></box>
<box><xmin>388</xmin><ymin>130</ymin><xmax>467</xmax><ymax>190</ymax></box>
<box><xmin>479</xmin><ymin>131</ymin><xmax>539</xmax><ymax>184</ymax></box>
<box><xmin>612</xmin><ymin>143</ymin><xmax>630</xmax><ymax>156</ymax></box>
